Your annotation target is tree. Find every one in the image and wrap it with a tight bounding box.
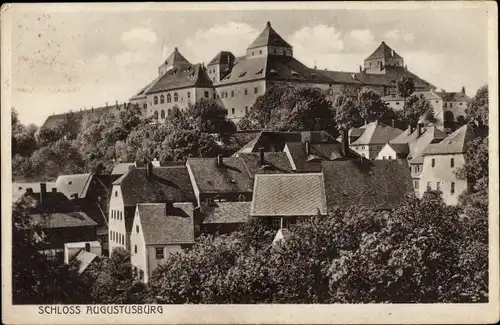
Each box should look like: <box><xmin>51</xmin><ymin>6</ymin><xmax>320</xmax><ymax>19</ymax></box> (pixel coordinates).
<box><xmin>185</xmin><ymin>99</ymin><xmax>237</xmax><ymax>137</ymax></box>
<box><xmin>396</xmin><ymin>76</ymin><xmax>416</xmax><ymax>110</ymax></box>
<box><xmin>160</xmin><ymin>129</ymin><xmax>221</xmax><ymax>162</ymax></box>
<box><xmin>333</xmin><ymin>94</ymin><xmax>362</xmax><ymax>130</ymax></box>
<box><xmin>401</xmin><ymin>94</ymin><xmax>435</xmax><ymax>126</ymax></box>
<box><xmin>465</xmin><ymin>85</ymin><xmax>488</xmax><ymax>128</ymax></box>
<box><xmin>357</xmin><ymin>88</ymin><xmax>392</xmax><ymax>122</ymax></box>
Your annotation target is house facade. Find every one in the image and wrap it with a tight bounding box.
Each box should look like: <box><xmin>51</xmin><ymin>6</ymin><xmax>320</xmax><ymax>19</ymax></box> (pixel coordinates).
<box><xmin>350</xmin><ymin>121</ymin><xmax>404</xmax><ymax>159</ymax></box>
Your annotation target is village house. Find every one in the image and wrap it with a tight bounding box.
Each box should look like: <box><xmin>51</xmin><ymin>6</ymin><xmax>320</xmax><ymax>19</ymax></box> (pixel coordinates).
<box><xmin>197</xmin><ymin>201</ymin><xmax>251</xmax><ymax>235</ymax></box>
<box><xmin>64</xmin><ymin>241</ymin><xmax>102</xmax><ymax>265</ymax></box>
<box><xmin>349</xmin><ymin>121</ymin><xmax>404</xmax><ymax>159</ymax></box>
<box><xmin>130</xmin><ymin>202</ymin><xmax>195</xmax><ymax>283</ymax></box>
<box><xmin>108</xmin><ymin>164</ymin><xmax>195</xmax><ymax>255</ymax></box>
<box><xmin>250</xmin><ymin>173</ymin><xmax>328</xmax><ymax>230</ymax></box>
<box><xmin>418</xmin><ymin>124</ymin><xmax>474</xmax><ymax>205</ymax></box>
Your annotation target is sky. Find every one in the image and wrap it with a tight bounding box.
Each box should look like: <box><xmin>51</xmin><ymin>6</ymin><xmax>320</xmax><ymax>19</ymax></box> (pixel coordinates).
<box><xmin>6</xmin><ymin>3</ymin><xmax>492</xmax><ymax>126</ymax></box>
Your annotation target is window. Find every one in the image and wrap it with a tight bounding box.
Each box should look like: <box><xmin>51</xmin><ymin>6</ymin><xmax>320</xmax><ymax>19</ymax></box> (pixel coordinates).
<box><xmin>252</xmin><ymin>51</ymin><xmax>254</xmax><ymax>56</ymax></box>
<box><xmin>160</xmin><ymin>110</ymin><xmax>165</xmax><ymax>119</ymax></box>
<box><xmin>451</xmin><ymin>182</ymin><xmax>455</xmax><ymax>194</ymax></box>
<box><xmin>396</xmin><ymin>102</ymin><xmax>400</xmax><ymax>105</ymax></box>
<box><xmin>271</xmin><ymin>217</ymin><xmax>281</xmax><ymax>230</ymax></box>
<box><xmin>160</xmin><ymin>94</ymin><xmax>164</xmax><ymax>104</ymax></box>
<box><xmin>450</xmin><ymin>103</ymin><xmax>453</xmax><ymax>108</ymax></box>
<box><xmin>431</xmin><ymin>159</ymin><xmax>435</xmax><ymax>167</ymax></box>
<box><xmin>260</xmin><ymin>50</ymin><xmax>262</xmax><ymax>54</ymax></box>
<box><xmin>450</xmin><ymin>158</ymin><xmax>454</xmax><ymax>167</ymax></box>
<box><xmin>187</xmin><ymin>92</ymin><xmax>191</xmax><ymax>99</ymax></box>
<box><xmin>436</xmin><ymin>182</ymin><xmax>440</xmax><ymax>191</ymax></box>
<box><xmin>383</xmin><ymin>156</ymin><xmax>386</xmax><ymax>160</ymax></box>
<box><xmin>136</xmin><ymin>225</ymin><xmax>139</xmax><ymax>233</ymax></box>
<box><xmin>254</xmin><ymin>87</ymin><xmax>258</xmax><ymax>94</ymax></box>
<box><xmin>167</xmin><ymin>94</ymin><xmax>171</xmax><ymax>103</ymax></box>
<box><xmin>134</xmin><ymin>245</ymin><xmax>137</xmax><ymax>254</ymax></box>
<box><xmin>460</xmin><ymin>102</ymin><xmax>463</xmax><ymax>105</ymax></box>
<box><xmin>388</xmin><ymin>156</ymin><xmax>392</xmax><ymax>160</ymax></box>
<box><xmin>115</xmin><ymin>191</ymin><xmax>118</xmax><ymax>197</ymax></box>
<box><xmin>156</xmin><ymin>247</ymin><xmax>164</xmax><ymax>259</ymax></box>
<box><xmin>245</xmin><ymin>106</ymin><xmax>248</xmax><ymax>114</ymax></box>
<box><xmin>231</xmin><ymin>108</ymin><xmax>235</xmax><ymax>115</ymax></box>
<box><xmin>231</xmin><ymin>90</ymin><xmax>234</xmax><ymax>97</ymax></box>
<box><xmin>204</xmin><ymin>91</ymin><xmax>209</xmax><ymax>98</ymax></box>
<box><xmin>244</xmin><ymin>88</ymin><xmax>248</xmax><ymax>95</ymax></box>
<box><xmin>174</xmin><ymin>93</ymin><xmax>178</xmax><ymax>102</ymax></box>
<box><xmin>444</xmin><ymin>102</ymin><xmax>447</xmax><ymax>108</ymax></box>
<box><xmin>153</xmin><ymin>96</ymin><xmax>158</xmax><ymax>105</ymax></box>
<box><xmin>143</xmin><ymin>103</ymin><xmax>147</xmax><ymax>110</ymax></box>
<box><xmin>139</xmin><ymin>270</ymin><xmax>144</xmax><ymax>280</ymax></box>
<box><xmin>414</xmin><ymin>180</ymin><xmax>419</xmax><ymax>189</ymax></box>
<box><xmin>435</xmin><ymin>100</ymin><xmax>439</xmax><ymax>103</ymax></box>
<box><xmin>154</xmin><ymin>110</ymin><xmax>158</xmax><ymax>119</ymax></box>
<box><xmin>427</xmin><ymin>182</ymin><xmax>431</xmax><ymax>191</ymax></box>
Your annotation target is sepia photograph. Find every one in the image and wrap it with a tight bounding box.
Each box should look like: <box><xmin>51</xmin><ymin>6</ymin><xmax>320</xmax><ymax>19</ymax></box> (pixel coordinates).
<box><xmin>1</xmin><ymin>2</ymin><xmax>498</xmax><ymax>324</ymax></box>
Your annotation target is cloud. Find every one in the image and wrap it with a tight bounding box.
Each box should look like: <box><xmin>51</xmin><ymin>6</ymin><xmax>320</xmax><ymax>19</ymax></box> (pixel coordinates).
<box><xmin>289</xmin><ymin>25</ymin><xmax>345</xmax><ymax>53</ymax></box>
<box><xmin>115</xmin><ymin>51</ymin><xmax>155</xmax><ymax>67</ymax></box>
<box><xmin>178</xmin><ymin>22</ymin><xmax>260</xmax><ymax>64</ymax></box>
<box><xmin>350</xmin><ymin>29</ymin><xmax>375</xmax><ymax>46</ymax></box>
<box><xmin>121</xmin><ymin>27</ymin><xmax>158</xmax><ymax>49</ymax></box>
<box><xmin>385</xmin><ymin>29</ymin><xmax>414</xmax><ymax>43</ymax></box>
<box><xmin>385</xmin><ymin>29</ymin><xmax>400</xmax><ymax>41</ymax></box>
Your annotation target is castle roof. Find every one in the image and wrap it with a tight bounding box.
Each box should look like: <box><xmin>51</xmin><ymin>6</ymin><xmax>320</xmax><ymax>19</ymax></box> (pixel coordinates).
<box><xmin>163</xmin><ymin>47</ymin><xmax>191</xmax><ymax>67</ymax></box>
<box><xmin>247</xmin><ymin>21</ymin><xmax>292</xmax><ymax>49</ymax></box>
<box><xmin>366</xmin><ymin>41</ymin><xmax>403</xmax><ymax>61</ymax></box>
<box><xmin>208</xmin><ymin>51</ymin><xmax>236</xmax><ymax>66</ymax></box>
<box><xmin>146</xmin><ymin>63</ymin><xmax>213</xmax><ymax>94</ymax></box>
<box><xmin>435</xmin><ymin>91</ymin><xmax>470</xmax><ymax>102</ymax></box>
<box><xmin>41</xmin><ymin>104</ymin><xmax>121</xmax><ymax>130</ymax></box>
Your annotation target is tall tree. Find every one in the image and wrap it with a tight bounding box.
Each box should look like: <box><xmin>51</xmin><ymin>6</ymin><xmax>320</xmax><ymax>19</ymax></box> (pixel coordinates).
<box><xmin>357</xmin><ymin>88</ymin><xmax>392</xmax><ymax>122</ymax></box>
<box><xmin>333</xmin><ymin>94</ymin><xmax>363</xmax><ymax>130</ymax></box>
<box><xmin>401</xmin><ymin>94</ymin><xmax>435</xmax><ymax>126</ymax></box>
<box><xmin>397</xmin><ymin>76</ymin><xmax>416</xmax><ymax>111</ymax></box>
<box><xmin>465</xmin><ymin>85</ymin><xmax>488</xmax><ymax>129</ymax></box>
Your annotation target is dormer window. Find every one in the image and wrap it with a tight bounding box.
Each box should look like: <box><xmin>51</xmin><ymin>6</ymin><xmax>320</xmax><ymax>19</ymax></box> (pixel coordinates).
<box><xmin>291</xmin><ymin>70</ymin><xmax>301</xmax><ymax>78</ymax></box>
<box><xmin>269</xmin><ymin>69</ymin><xmax>278</xmax><ymax>74</ymax></box>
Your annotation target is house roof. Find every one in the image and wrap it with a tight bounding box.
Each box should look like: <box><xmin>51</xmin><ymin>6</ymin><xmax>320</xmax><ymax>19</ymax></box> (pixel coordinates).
<box><xmin>237</xmin><ymin>131</ymin><xmax>337</xmax><ymax>153</ymax></box>
<box><xmin>316</xmin><ymin>70</ymin><xmax>363</xmax><ymax>84</ymax></box>
<box><xmin>73</xmin><ymin>249</ymin><xmax>99</xmax><ymax>275</ymax></box>
<box><xmin>200</xmin><ymin>201</ymin><xmax>251</xmax><ymax>224</ymax></box>
<box><xmin>435</xmin><ymin>91</ymin><xmax>470</xmax><ymax>102</ymax></box>
<box><xmin>29</xmin><ymin>212</ymin><xmax>98</xmax><ymax>229</ymax></box>
<box><xmin>387</xmin><ymin>143</ymin><xmax>409</xmax><ymax>155</ymax></box>
<box><xmin>111</xmin><ymin>163</ymin><xmax>136</xmax><ymax>176</ymax></box>
<box><xmin>236</xmin><ymin>152</ymin><xmax>294</xmax><ymax>174</ymax></box>
<box><xmin>55</xmin><ymin>173</ymin><xmax>93</xmax><ymax>199</ymax></box>
<box><xmin>130</xmin><ymin>77</ymin><xmax>161</xmax><ymax>100</ymax></box>
<box><xmin>64</xmin><ymin>241</ymin><xmax>101</xmax><ymax>249</ymax></box>
<box><xmin>145</xmin><ymin>63</ymin><xmax>213</xmax><ymax>94</ymax></box>
<box><xmin>322</xmin><ymin>159</ymin><xmax>413</xmax><ymax>210</ymax></box>
<box><xmin>137</xmin><ymin>203</ymin><xmax>194</xmax><ymax>245</ymax></box>
<box><xmin>12</xmin><ymin>182</ymin><xmax>57</xmax><ymax>202</ymax></box>
<box><xmin>113</xmin><ymin>166</ymin><xmax>195</xmax><ymax>207</ymax></box>
<box><xmin>250</xmin><ymin>173</ymin><xmax>327</xmax><ymax>217</ymax></box>
<box><xmin>351</xmin><ymin>121</ymin><xmax>403</xmax><ymax>145</ymax></box>
<box><xmin>187</xmin><ymin>157</ymin><xmax>254</xmax><ymax>195</ymax></box>
<box><xmin>19</xmin><ymin>191</ymin><xmax>72</xmax><ymax>214</ymax></box>
<box><xmin>366</xmin><ymin>42</ymin><xmax>403</xmax><ymax>60</ymax></box>
<box><xmin>390</xmin><ymin>126</ymin><xmax>421</xmax><ymax>144</ymax></box>
<box><xmin>208</xmin><ymin>51</ymin><xmax>236</xmax><ymax>66</ymax></box>
<box><xmin>247</xmin><ymin>22</ymin><xmax>292</xmax><ymax>49</ymax></box>
<box><xmin>408</xmin><ymin>126</ymin><xmax>448</xmax><ymax>160</ymax></box>
<box><xmin>423</xmin><ymin>124</ymin><xmax>473</xmax><ymax>156</ymax></box>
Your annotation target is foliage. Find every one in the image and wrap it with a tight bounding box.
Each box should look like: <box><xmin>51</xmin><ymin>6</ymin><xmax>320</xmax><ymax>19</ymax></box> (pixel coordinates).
<box><xmin>465</xmin><ymin>85</ymin><xmax>488</xmax><ymax>127</ymax></box>
<box><xmin>396</xmin><ymin>76</ymin><xmax>416</xmax><ymax>108</ymax></box>
<box><xmin>332</xmin><ymin>94</ymin><xmax>362</xmax><ymax>130</ymax></box>
<box><xmin>160</xmin><ymin>129</ymin><xmax>221</xmax><ymax>162</ymax></box>
<box><xmin>357</xmin><ymin>88</ymin><xmax>394</xmax><ymax>122</ymax></box>
<box><xmin>399</xmin><ymin>94</ymin><xmax>435</xmax><ymax>126</ymax></box>
<box><xmin>184</xmin><ymin>99</ymin><xmax>237</xmax><ymax>141</ymax></box>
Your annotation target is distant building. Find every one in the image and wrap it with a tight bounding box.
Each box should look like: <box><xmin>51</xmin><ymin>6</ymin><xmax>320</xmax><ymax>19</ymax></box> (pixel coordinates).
<box><xmin>349</xmin><ymin>121</ymin><xmax>404</xmax><ymax>159</ymax></box>
<box><xmin>130</xmin><ymin>202</ymin><xmax>195</xmax><ymax>283</ymax></box>
<box><xmin>418</xmin><ymin>124</ymin><xmax>474</xmax><ymax>205</ymax></box>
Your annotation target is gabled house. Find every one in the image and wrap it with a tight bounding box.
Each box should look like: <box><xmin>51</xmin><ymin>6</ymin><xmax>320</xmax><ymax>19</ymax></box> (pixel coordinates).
<box><xmin>198</xmin><ymin>201</ymin><xmax>251</xmax><ymax>235</ymax></box>
<box><xmin>250</xmin><ymin>173</ymin><xmax>328</xmax><ymax>229</ymax></box>
<box><xmin>350</xmin><ymin>121</ymin><xmax>404</xmax><ymax>159</ymax></box>
<box><xmin>419</xmin><ymin>124</ymin><xmax>474</xmax><ymax>205</ymax></box>
<box><xmin>111</xmin><ymin>162</ymin><xmax>137</xmax><ymax>182</ymax></box>
<box><xmin>108</xmin><ymin>164</ymin><xmax>195</xmax><ymax>255</ymax></box>
<box><xmin>12</xmin><ymin>182</ymin><xmax>57</xmax><ymax>203</ymax></box>
<box><xmin>130</xmin><ymin>202</ymin><xmax>195</xmax><ymax>283</ymax></box>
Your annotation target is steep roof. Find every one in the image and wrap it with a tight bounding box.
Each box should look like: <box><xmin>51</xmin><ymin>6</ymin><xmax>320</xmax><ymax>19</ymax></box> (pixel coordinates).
<box><xmin>111</xmin><ymin>163</ymin><xmax>136</xmax><ymax>176</ymax></box>
<box><xmin>351</xmin><ymin>121</ymin><xmax>403</xmax><ymax>145</ymax></box>
<box><xmin>408</xmin><ymin>126</ymin><xmax>447</xmax><ymax>160</ymax></box>
<box><xmin>29</xmin><ymin>212</ymin><xmax>97</xmax><ymax>229</ymax></box>
<box><xmin>208</xmin><ymin>51</ymin><xmax>236</xmax><ymax>66</ymax></box>
<box><xmin>72</xmin><ymin>249</ymin><xmax>99</xmax><ymax>275</ymax></box>
<box><xmin>12</xmin><ymin>182</ymin><xmax>57</xmax><ymax>202</ymax></box>
<box><xmin>237</xmin><ymin>131</ymin><xmax>337</xmax><ymax>153</ymax></box>
<box><xmin>250</xmin><ymin>173</ymin><xmax>327</xmax><ymax>217</ymax></box>
<box><xmin>247</xmin><ymin>22</ymin><xmax>292</xmax><ymax>49</ymax></box>
<box><xmin>162</xmin><ymin>47</ymin><xmax>191</xmax><ymax>68</ymax></box>
<box><xmin>423</xmin><ymin>124</ymin><xmax>473</xmax><ymax>156</ymax></box>
<box><xmin>386</xmin><ymin>143</ymin><xmax>410</xmax><ymax>158</ymax></box>
<box><xmin>322</xmin><ymin>159</ymin><xmax>413</xmax><ymax>210</ymax></box>
<box><xmin>55</xmin><ymin>174</ymin><xmax>93</xmax><ymax>199</ymax></box>
<box><xmin>113</xmin><ymin>166</ymin><xmax>195</xmax><ymax>207</ymax></box>
<box><xmin>137</xmin><ymin>203</ymin><xmax>194</xmax><ymax>245</ymax></box>
<box><xmin>366</xmin><ymin>41</ymin><xmax>403</xmax><ymax>60</ymax></box>
<box><xmin>200</xmin><ymin>201</ymin><xmax>251</xmax><ymax>224</ymax></box>
<box><xmin>316</xmin><ymin>70</ymin><xmax>363</xmax><ymax>84</ymax></box>
<box><xmin>236</xmin><ymin>152</ymin><xmax>294</xmax><ymax>174</ymax></box>
<box><xmin>130</xmin><ymin>77</ymin><xmax>161</xmax><ymax>100</ymax></box>
<box><xmin>146</xmin><ymin>63</ymin><xmax>213</xmax><ymax>94</ymax></box>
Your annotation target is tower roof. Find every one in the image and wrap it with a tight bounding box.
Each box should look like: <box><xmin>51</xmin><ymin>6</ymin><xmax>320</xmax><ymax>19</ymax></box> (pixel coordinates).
<box><xmin>163</xmin><ymin>47</ymin><xmax>191</xmax><ymax>67</ymax></box>
<box><xmin>366</xmin><ymin>41</ymin><xmax>403</xmax><ymax>61</ymax></box>
<box><xmin>247</xmin><ymin>21</ymin><xmax>292</xmax><ymax>49</ymax></box>
<box><xmin>208</xmin><ymin>51</ymin><xmax>236</xmax><ymax>66</ymax></box>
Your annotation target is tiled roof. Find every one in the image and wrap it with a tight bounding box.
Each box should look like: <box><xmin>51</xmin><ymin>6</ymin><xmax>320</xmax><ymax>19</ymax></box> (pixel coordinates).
<box><xmin>73</xmin><ymin>249</ymin><xmax>99</xmax><ymax>275</ymax></box>
<box><xmin>130</xmin><ymin>77</ymin><xmax>161</xmax><ymax>100</ymax></box>
<box><xmin>387</xmin><ymin>143</ymin><xmax>410</xmax><ymax>156</ymax></box>
<box><xmin>247</xmin><ymin>22</ymin><xmax>292</xmax><ymax>49</ymax></box>
<box><xmin>285</xmin><ymin>142</ymin><xmax>361</xmax><ymax>172</ymax></box>
<box><xmin>316</xmin><ymin>70</ymin><xmax>363</xmax><ymax>84</ymax></box>
<box><xmin>208</xmin><ymin>51</ymin><xmax>236</xmax><ymax>66</ymax></box>
<box><xmin>408</xmin><ymin>126</ymin><xmax>447</xmax><ymax>160</ymax></box>
<box><xmin>237</xmin><ymin>131</ymin><xmax>337</xmax><ymax>153</ymax></box>
<box><xmin>162</xmin><ymin>47</ymin><xmax>191</xmax><ymax>68</ymax></box>
<box><xmin>111</xmin><ymin>163</ymin><xmax>136</xmax><ymax>176</ymax></box>
<box><xmin>351</xmin><ymin>121</ymin><xmax>403</xmax><ymax>145</ymax></box>
<box><xmin>250</xmin><ymin>173</ymin><xmax>327</xmax><ymax>217</ymax></box>
<box><xmin>55</xmin><ymin>173</ymin><xmax>93</xmax><ymax>199</ymax></box>
<box><xmin>435</xmin><ymin>91</ymin><xmax>470</xmax><ymax>102</ymax></box>
<box><xmin>41</xmin><ymin>104</ymin><xmax>118</xmax><ymax>130</ymax></box>
<box><xmin>237</xmin><ymin>152</ymin><xmax>294</xmax><ymax>174</ymax></box>
<box><xmin>113</xmin><ymin>166</ymin><xmax>195</xmax><ymax>207</ymax></box>
<box><xmin>137</xmin><ymin>203</ymin><xmax>194</xmax><ymax>245</ymax></box>
<box><xmin>146</xmin><ymin>63</ymin><xmax>213</xmax><ymax>94</ymax></box>
<box><xmin>12</xmin><ymin>182</ymin><xmax>57</xmax><ymax>202</ymax></box>
<box><xmin>322</xmin><ymin>159</ymin><xmax>413</xmax><ymax>210</ymax></box>
<box><xmin>200</xmin><ymin>201</ymin><xmax>251</xmax><ymax>224</ymax></box>
<box><xmin>366</xmin><ymin>42</ymin><xmax>403</xmax><ymax>60</ymax></box>
<box><xmin>29</xmin><ymin>212</ymin><xmax>98</xmax><ymax>229</ymax></box>
<box><xmin>187</xmin><ymin>157</ymin><xmax>254</xmax><ymax>195</ymax></box>
<box><xmin>423</xmin><ymin>124</ymin><xmax>473</xmax><ymax>156</ymax></box>
<box><xmin>390</xmin><ymin>126</ymin><xmax>421</xmax><ymax>144</ymax></box>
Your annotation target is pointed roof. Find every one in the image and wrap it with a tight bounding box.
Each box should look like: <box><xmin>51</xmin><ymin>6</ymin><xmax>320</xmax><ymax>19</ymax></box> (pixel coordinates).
<box><xmin>423</xmin><ymin>124</ymin><xmax>474</xmax><ymax>156</ymax></box>
<box><xmin>247</xmin><ymin>21</ymin><xmax>292</xmax><ymax>49</ymax></box>
<box><xmin>351</xmin><ymin>121</ymin><xmax>403</xmax><ymax>145</ymax></box>
<box><xmin>163</xmin><ymin>47</ymin><xmax>191</xmax><ymax>67</ymax></box>
<box><xmin>366</xmin><ymin>41</ymin><xmax>403</xmax><ymax>60</ymax></box>
<box><xmin>146</xmin><ymin>63</ymin><xmax>213</xmax><ymax>94</ymax></box>
<box><xmin>208</xmin><ymin>51</ymin><xmax>236</xmax><ymax>66</ymax></box>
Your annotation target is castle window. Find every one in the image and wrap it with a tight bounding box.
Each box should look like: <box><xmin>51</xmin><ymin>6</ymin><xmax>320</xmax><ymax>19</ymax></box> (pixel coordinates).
<box><xmin>231</xmin><ymin>108</ymin><xmax>235</xmax><ymax>115</ymax></box>
<box><xmin>451</xmin><ymin>182</ymin><xmax>455</xmax><ymax>194</ymax></box>
<box><xmin>435</xmin><ymin>101</ymin><xmax>439</xmax><ymax>103</ymax></box>
<box><xmin>414</xmin><ymin>180</ymin><xmax>419</xmax><ymax>189</ymax></box>
<box><xmin>213</xmin><ymin>92</ymin><xmax>216</xmax><ymax>99</ymax></box>
<box><xmin>153</xmin><ymin>96</ymin><xmax>158</xmax><ymax>105</ymax></box>
<box><xmin>244</xmin><ymin>88</ymin><xmax>248</xmax><ymax>95</ymax></box>
<box><xmin>143</xmin><ymin>103</ymin><xmax>147</xmax><ymax>110</ymax></box>
<box><xmin>134</xmin><ymin>245</ymin><xmax>137</xmax><ymax>254</ymax></box>
<box><xmin>450</xmin><ymin>158</ymin><xmax>454</xmax><ymax>167</ymax></box>
<box><xmin>254</xmin><ymin>87</ymin><xmax>258</xmax><ymax>94</ymax></box>
<box><xmin>167</xmin><ymin>94</ymin><xmax>171</xmax><ymax>103</ymax></box>
<box><xmin>450</xmin><ymin>103</ymin><xmax>453</xmax><ymax>108</ymax></box>
<box><xmin>396</xmin><ymin>102</ymin><xmax>400</xmax><ymax>105</ymax></box>
<box><xmin>187</xmin><ymin>92</ymin><xmax>191</xmax><ymax>99</ymax></box>
<box><xmin>154</xmin><ymin>111</ymin><xmax>159</xmax><ymax>119</ymax></box>
<box><xmin>160</xmin><ymin>94</ymin><xmax>165</xmax><ymax>104</ymax></box>
<box><xmin>260</xmin><ymin>50</ymin><xmax>262</xmax><ymax>54</ymax></box>
<box><xmin>231</xmin><ymin>90</ymin><xmax>234</xmax><ymax>97</ymax></box>
<box><xmin>444</xmin><ymin>102</ymin><xmax>447</xmax><ymax>108</ymax></box>
<box><xmin>431</xmin><ymin>158</ymin><xmax>435</xmax><ymax>167</ymax></box>
<box><xmin>160</xmin><ymin>110</ymin><xmax>165</xmax><ymax>119</ymax></box>
<box><xmin>427</xmin><ymin>182</ymin><xmax>431</xmax><ymax>191</ymax></box>
<box><xmin>174</xmin><ymin>93</ymin><xmax>178</xmax><ymax>102</ymax></box>
<box><xmin>204</xmin><ymin>91</ymin><xmax>209</xmax><ymax>98</ymax></box>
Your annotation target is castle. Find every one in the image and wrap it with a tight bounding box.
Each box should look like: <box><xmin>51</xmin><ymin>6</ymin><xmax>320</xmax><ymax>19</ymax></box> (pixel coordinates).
<box><xmin>129</xmin><ymin>21</ymin><xmax>435</xmax><ymax>124</ymax></box>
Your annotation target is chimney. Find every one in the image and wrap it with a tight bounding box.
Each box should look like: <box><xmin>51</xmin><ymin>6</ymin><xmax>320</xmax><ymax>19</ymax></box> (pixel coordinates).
<box><xmin>408</xmin><ymin>125</ymin><xmax>413</xmax><ymax>135</ymax></box>
<box><xmin>26</xmin><ymin>188</ymin><xmax>33</xmax><ymax>194</ymax></box>
<box><xmin>364</xmin><ymin>119</ymin><xmax>368</xmax><ymax>126</ymax></box>
<box><xmin>91</xmin><ymin>106</ymin><xmax>94</xmax><ymax>112</ymax></box>
<box><xmin>391</xmin><ymin>50</ymin><xmax>395</xmax><ymax>57</ymax></box>
<box><xmin>51</xmin><ymin>188</ymin><xmax>57</xmax><ymax>192</ymax></box>
<box><xmin>40</xmin><ymin>183</ymin><xmax>47</xmax><ymax>205</ymax></box>
<box><xmin>217</xmin><ymin>154</ymin><xmax>223</xmax><ymax>167</ymax></box>
<box><xmin>342</xmin><ymin>129</ymin><xmax>349</xmax><ymax>157</ymax></box>
<box><xmin>266</xmin><ymin>21</ymin><xmax>271</xmax><ymax>28</ymax></box>
<box><xmin>305</xmin><ymin>141</ymin><xmax>310</xmax><ymax>155</ymax></box>
<box><xmin>359</xmin><ymin>65</ymin><xmax>363</xmax><ymax>73</ymax></box>
<box><xmin>417</xmin><ymin>124</ymin><xmax>423</xmax><ymax>137</ymax></box>
<box><xmin>391</xmin><ymin>119</ymin><xmax>395</xmax><ymax>128</ymax></box>
<box><xmin>147</xmin><ymin>162</ymin><xmax>153</xmax><ymax>179</ymax></box>
<box><xmin>85</xmin><ymin>243</ymin><xmax>90</xmax><ymax>252</ymax></box>
<box><xmin>115</xmin><ymin>100</ymin><xmax>118</xmax><ymax>108</ymax></box>
<box><xmin>404</xmin><ymin>65</ymin><xmax>408</xmax><ymax>71</ymax></box>
<box><xmin>461</xmin><ymin>86</ymin><xmax>466</xmax><ymax>95</ymax></box>
<box><xmin>259</xmin><ymin>147</ymin><xmax>265</xmax><ymax>166</ymax></box>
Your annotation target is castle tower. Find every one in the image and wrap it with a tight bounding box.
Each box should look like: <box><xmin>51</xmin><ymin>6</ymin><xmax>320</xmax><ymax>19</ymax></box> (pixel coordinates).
<box><xmin>246</xmin><ymin>21</ymin><xmax>293</xmax><ymax>58</ymax></box>
<box><xmin>364</xmin><ymin>41</ymin><xmax>404</xmax><ymax>74</ymax></box>
<box><xmin>207</xmin><ymin>51</ymin><xmax>236</xmax><ymax>83</ymax></box>
<box><xmin>158</xmin><ymin>47</ymin><xmax>192</xmax><ymax>77</ymax></box>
